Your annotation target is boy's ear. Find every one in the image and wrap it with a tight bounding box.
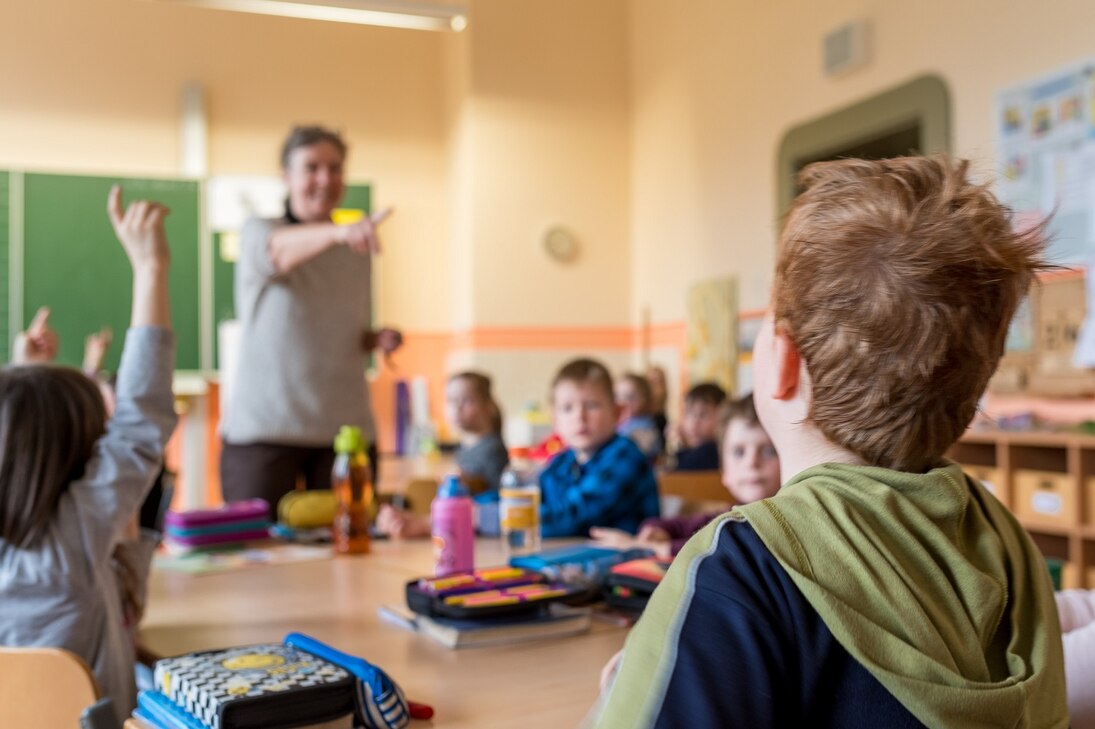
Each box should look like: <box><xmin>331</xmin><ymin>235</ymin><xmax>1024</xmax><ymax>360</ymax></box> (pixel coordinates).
<box><xmin>772</xmin><ymin>327</ymin><xmax>802</xmax><ymax>401</ymax></box>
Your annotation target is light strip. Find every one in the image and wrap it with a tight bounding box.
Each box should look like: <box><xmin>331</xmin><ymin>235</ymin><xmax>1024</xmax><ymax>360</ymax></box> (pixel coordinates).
<box><xmin>159</xmin><ymin>0</ymin><xmax>467</xmax><ymax>32</ymax></box>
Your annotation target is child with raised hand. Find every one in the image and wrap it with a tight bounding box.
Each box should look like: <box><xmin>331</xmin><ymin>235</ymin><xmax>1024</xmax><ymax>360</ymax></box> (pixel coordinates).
<box><xmin>591</xmin><ymin>393</ymin><xmax>779</xmax><ymax>557</ymax></box>
<box><xmin>0</xmin><ymin>185</ymin><xmax>177</xmax><ymax>727</ymax></box>
<box><xmin>540</xmin><ymin>359</ymin><xmax>659</xmax><ymax>538</ymax></box>
<box><xmin>591</xmin><ymin>157</ymin><xmax>1067</xmax><ymax>728</ymax></box>
<box><xmin>378</xmin><ymin>371</ymin><xmax>508</xmax><ymax>539</ymax></box>
<box><xmin>614</xmin><ymin>372</ymin><xmax>662</xmax><ymax>460</ymax></box>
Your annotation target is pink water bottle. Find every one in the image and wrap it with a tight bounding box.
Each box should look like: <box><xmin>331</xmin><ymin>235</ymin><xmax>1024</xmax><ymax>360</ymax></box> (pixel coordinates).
<box><xmin>431</xmin><ymin>476</ymin><xmax>475</xmax><ymax>577</ymax></box>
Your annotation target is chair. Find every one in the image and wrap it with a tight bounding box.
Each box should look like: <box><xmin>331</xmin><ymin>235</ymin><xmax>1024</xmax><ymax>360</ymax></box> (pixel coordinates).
<box><xmin>0</xmin><ymin>646</ymin><xmax>115</xmax><ymax>728</ymax></box>
<box><xmin>657</xmin><ymin>470</ymin><xmax>732</xmax><ymax>517</ymax></box>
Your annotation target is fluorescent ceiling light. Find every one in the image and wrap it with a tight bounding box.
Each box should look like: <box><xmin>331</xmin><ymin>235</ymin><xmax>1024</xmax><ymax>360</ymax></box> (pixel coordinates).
<box><xmin>158</xmin><ymin>0</ymin><xmax>468</xmax><ymax>32</ymax></box>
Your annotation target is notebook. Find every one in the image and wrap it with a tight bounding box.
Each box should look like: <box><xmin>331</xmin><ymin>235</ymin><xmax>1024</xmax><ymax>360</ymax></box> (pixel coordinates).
<box><xmin>414</xmin><ymin>604</ymin><xmax>592</xmax><ymax>649</ymax></box>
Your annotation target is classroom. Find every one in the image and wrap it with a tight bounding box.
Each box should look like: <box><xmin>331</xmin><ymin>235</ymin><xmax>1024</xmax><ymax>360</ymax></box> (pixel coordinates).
<box><xmin>1</xmin><ymin>1</ymin><xmax>1094</xmax><ymax>727</ymax></box>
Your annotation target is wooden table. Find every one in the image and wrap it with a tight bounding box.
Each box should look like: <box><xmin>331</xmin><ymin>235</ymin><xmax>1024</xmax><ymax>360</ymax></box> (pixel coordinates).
<box><xmin>138</xmin><ymin>539</ymin><xmax>626</xmax><ymax>728</ymax></box>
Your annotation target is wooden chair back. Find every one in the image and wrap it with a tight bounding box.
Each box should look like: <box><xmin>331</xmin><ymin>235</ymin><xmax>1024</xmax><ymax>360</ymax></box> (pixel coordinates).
<box><xmin>0</xmin><ymin>646</ymin><xmax>102</xmax><ymax>727</ymax></box>
<box><xmin>658</xmin><ymin>470</ymin><xmax>733</xmax><ymax>508</ymax></box>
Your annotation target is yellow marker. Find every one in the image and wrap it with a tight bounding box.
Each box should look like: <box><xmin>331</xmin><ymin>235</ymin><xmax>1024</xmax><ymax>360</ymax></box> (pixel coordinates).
<box><xmin>331</xmin><ymin>208</ymin><xmax>365</xmax><ymax>225</ymax></box>
<box><xmin>477</xmin><ymin>567</ymin><xmax>523</xmax><ymax>581</ymax></box>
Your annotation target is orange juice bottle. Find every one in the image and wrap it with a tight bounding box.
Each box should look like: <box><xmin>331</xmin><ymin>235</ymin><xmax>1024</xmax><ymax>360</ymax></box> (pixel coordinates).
<box><xmin>332</xmin><ymin>426</ymin><xmax>373</xmax><ymax>555</ymax></box>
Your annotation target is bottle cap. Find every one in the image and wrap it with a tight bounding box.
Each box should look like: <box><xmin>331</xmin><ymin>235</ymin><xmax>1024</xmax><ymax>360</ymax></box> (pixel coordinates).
<box><xmin>334</xmin><ymin>425</ymin><xmax>367</xmax><ymax>455</ymax></box>
<box><xmin>437</xmin><ymin>475</ymin><xmax>469</xmax><ymax>499</ymax></box>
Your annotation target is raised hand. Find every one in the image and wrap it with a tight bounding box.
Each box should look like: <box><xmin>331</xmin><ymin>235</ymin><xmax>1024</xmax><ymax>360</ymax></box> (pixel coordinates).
<box><xmin>337</xmin><ymin>207</ymin><xmax>393</xmax><ymax>255</ymax></box>
<box><xmin>82</xmin><ymin>326</ymin><xmax>113</xmax><ymax>375</ymax></box>
<box><xmin>107</xmin><ymin>185</ymin><xmax>170</xmax><ymax>271</ymax></box>
<box><xmin>106</xmin><ymin>185</ymin><xmax>171</xmax><ymax>329</ymax></box>
<box><xmin>12</xmin><ymin>306</ymin><xmax>59</xmax><ymax>365</ymax></box>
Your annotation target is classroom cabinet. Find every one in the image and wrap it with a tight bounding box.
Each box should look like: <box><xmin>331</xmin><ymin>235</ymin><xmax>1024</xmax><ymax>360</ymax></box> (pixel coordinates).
<box><xmin>948</xmin><ymin>430</ymin><xmax>1095</xmax><ymax>589</ymax></box>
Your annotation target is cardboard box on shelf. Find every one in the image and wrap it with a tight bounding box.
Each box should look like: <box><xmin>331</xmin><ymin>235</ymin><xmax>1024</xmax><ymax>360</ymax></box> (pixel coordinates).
<box><xmin>1013</xmin><ymin>469</ymin><xmax>1077</xmax><ymax>527</ymax></box>
<box><xmin>1028</xmin><ymin>275</ymin><xmax>1095</xmax><ymax>397</ymax></box>
<box><xmin>961</xmin><ymin>465</ymin><xmax>1007</xmax><ymax>508</ymax></box>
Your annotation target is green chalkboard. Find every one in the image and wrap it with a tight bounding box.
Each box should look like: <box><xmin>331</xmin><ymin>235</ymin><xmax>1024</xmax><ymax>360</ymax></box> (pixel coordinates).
<box><xmin>22</xmin><ymin>173</ymin><xmax>201</xmax><ymax>371</ymax></box>
<box><xmin>210</xmin><ymin>184</ymin><xmax>372</xmax><ymax>368</ymax></box>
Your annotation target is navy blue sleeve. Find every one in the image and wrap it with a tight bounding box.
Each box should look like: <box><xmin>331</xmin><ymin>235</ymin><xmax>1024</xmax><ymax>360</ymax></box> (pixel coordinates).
<box><xmin>672</xmin><ymin>441</ymin><xmax>720</xmax><ymax>471</ymax></box>
<box><xmin>657</xmin><ymin>522</ymin><xmax>923</xmax><ymax>728</ymax></box>
<box><xmin>593</xmin><ymin>519</ymin><xmax>924</xmax><ymax>728</ymax></box>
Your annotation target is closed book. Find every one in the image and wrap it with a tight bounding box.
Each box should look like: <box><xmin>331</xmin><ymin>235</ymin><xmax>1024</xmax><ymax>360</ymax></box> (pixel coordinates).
<box><xmin>415</xmin><ymin>604</ymin><xmax>592</xmax><ymax>649</ymax></box>
<box><xmin>153</xmin><ymin>644</ymin><xmax>355</xmax><ymax>729</ymax></box>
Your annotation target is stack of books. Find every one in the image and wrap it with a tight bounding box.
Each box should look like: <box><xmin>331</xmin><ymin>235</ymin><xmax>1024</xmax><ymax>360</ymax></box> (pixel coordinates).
<box><xmin>380</xmin><ymin>602</ymin><xmax>592</xmax><ymax>649</ymax></box>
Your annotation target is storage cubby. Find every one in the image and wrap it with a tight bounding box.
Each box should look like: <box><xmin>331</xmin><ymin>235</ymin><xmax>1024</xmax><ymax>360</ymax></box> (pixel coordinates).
<box><xmin>950</xmin><ymin>430</ymin><xmax>1095</xmax><ymax>588</ymax></box>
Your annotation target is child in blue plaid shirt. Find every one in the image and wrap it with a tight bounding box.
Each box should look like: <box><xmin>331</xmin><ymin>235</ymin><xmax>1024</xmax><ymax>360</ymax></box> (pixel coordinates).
<box><xmin>539</xmin><ymin>358</ymin><xmax>659</xmax><ymax>538</ymax></box>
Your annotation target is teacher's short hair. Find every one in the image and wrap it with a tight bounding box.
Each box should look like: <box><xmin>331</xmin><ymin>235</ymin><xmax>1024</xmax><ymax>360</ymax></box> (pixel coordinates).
<box><xmin>280</xmin><ymin>125</ymin><xmax>347</xmax><ymax>168</ymax></box>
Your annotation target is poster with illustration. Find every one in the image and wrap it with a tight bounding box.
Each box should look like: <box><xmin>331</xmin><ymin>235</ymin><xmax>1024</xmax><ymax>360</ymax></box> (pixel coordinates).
<box><xmin>996</xmin><ymin>59</ymin><xmax>1095</xmax><ymax>265</ymax></box>
<box><xmin>686</xmin><ymin>277</ymin><xmax>737</xmax><ymax>395</ymax></box>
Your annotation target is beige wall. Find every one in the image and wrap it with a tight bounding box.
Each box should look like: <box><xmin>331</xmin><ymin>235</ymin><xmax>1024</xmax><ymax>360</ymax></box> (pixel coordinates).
<box><xmin>458</xmin><ymin>0</ymin><xmax>631</xmax><ymax>328</ymax></box>
<box><xmin>630</xmin><ymin>0</ymin><xmax>1095</xmax><ymax>321</ymax></box>
<box><xmin>0</xmin><ymin>0</ymin><xmax>452</xmax><ymax>331</ymax></box>
<box><xmin>0</xmin><ymin>0</ymin><xmax>631</xmax><ymax>335</ymax></box>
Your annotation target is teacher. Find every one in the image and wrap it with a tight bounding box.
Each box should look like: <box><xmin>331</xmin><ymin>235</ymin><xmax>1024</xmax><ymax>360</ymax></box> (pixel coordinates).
<box><xmin>220</xmin><ymin>125</ymin><xmax>400</xmax><ymax>504</ymax></box>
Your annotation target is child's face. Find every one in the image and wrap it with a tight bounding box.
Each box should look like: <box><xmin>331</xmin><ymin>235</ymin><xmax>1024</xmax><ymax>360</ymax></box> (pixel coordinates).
<box><xmin>552</xmin><ymin>380</ymin><xmax>619</xmax><ymax>459</ymax></box>
<box><xmin>680</xmin><ymin>400</ymin><xmax>719</xmax><ymax>448</ymax></box>
<box><xmin>445</xmin><ymin>379</ymin><xmax>486</xmax><ymax>435</ymax></box>
<box><xmin>721</xmin><ymin>418</ymin><xmax>781</xmax><ymax>504</ymax></box>
<box><xmin>614</xmin><ymin>379</ymin><xmax>647</xmax><ymax>422</ymax></box>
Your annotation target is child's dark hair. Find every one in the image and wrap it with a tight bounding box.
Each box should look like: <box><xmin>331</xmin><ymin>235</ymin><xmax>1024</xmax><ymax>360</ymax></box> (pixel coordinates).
<box><xmin>0</xmin><ymin>366</ymin><xmax>107</xmax><ymax>548</ymax></box>
<box><xmin>280</xmin><ymin>125</ymin><xmax>347</xmax><ymax>169</ymax></box>
<box><xmin>552</xmin><ymin>358</ymin><xmax>614</xmax><ymax>400</ymax></box>
<box><xmin>450</xmin><ymin>371</ymin><xmax>503</xmax><ymax>434</ymax></box>
<box><xmin>685</xmin><ymin>382</ymin><xmax>727</xmax><ymax>408</ymax></box>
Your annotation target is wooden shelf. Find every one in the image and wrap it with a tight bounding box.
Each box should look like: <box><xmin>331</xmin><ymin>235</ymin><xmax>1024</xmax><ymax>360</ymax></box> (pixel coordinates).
<box><xmin>952</xmin><ymin>428</ymin><xmax>1095</xmax><ymax>589</ymax></box>
<box><xmin>960</xmin><ymin>428</ymin><xmax>1095</xmax><ymax>449</ymax></box>
<box><xmin>1021</xmin><ymin>521</ymin><xmax>1075</xmax><ymax>538</ymax></box>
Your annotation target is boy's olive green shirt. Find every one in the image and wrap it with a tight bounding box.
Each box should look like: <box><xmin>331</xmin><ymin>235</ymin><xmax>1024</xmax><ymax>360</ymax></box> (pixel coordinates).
<box><xmin>593</xmin><ymin>461</ymin><xmax>1068</xmax><ymax>728</ymax></box>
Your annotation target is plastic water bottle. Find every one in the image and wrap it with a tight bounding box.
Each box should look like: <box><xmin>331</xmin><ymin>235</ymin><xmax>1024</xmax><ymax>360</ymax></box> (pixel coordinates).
<box><xmin>431</xmin><ymin>476</ymin><xmax>475</xmax><ymax>576</ymax></box>
<box><xmin>331</xmin><ymin>425</ymin><xmax>373</xmax><ymax>555</ymax></box>
<box><xmin>499</xmin><ymin>467</ymin><xmax>541</xmax><ymax>559</ymax></box>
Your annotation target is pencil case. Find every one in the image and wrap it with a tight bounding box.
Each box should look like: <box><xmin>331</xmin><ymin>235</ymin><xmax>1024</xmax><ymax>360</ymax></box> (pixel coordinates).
<box><xmin>165</xmin><ymin>499</ymin><xmax>270</xmax><ymax>529</ymax></box>
<box><xmin>278</xmin><ymin>489</ymin><xmax>338</xmax><ymax>529</ymax></box>
<box><xmin>603</xmin><ymin>556</ymin><xmax>673</xmax><ymax>612</ymax></box>
<box><xmin>509</xmin><ymin>544</ymin><xmax>646</xmax><ymax>586</ymax></box>
<box><xmin>405</xmin><ymin>567</ymin><xmax>586</xmax><ymax>619</ymax></box>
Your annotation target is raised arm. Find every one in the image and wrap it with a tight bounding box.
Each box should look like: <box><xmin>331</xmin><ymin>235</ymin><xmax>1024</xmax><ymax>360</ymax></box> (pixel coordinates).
<box><xmin>107</xmin><ymin>185</ymin><xmax>170</xmax><ymax>329</ymax></box>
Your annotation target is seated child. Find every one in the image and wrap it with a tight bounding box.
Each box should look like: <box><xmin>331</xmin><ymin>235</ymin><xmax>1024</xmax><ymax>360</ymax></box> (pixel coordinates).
<box><xmin>0</xmin><ymin>186</ymin><xmax>177</xmax><ymax>727</ymax></box>
<box><xmin>540</xmin><ymin>359</ymin><xmax>659</xmax><ymax>538</ymax></box>
<box><xmin>591</xmin><ymin>392</ymin><xmax>778</xmax><ymax>557</ymax></box>
<box><xmin>445</xmin><ymin>371</ymin><xmax>509</xmax><ymax>493</ymax></box>
<box><xmin>590</xmin><ymin>157</ymin><xmax>1067</xmax><ymax>727</ymax></box>
<box><xmin>614</xmin><ymin>372</ymin><xmax>662</xmax><ymax>460</ymax></box>
<box><xmin>378</xmin><ymin>370</ymin><xmax>508</xmax><ymax>538</ymax></box>
<box><xmin>670</xmin><ymin>382</ymin><xmax>727</xmax><ymax>471</ymax></box>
